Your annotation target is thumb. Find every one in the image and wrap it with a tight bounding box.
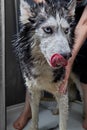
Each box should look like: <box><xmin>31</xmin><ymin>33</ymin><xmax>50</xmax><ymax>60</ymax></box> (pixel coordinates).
<box><xmin>59</xmin><ymin>80</ymin><xmax>68</xmax><ymax>94</ymax></box>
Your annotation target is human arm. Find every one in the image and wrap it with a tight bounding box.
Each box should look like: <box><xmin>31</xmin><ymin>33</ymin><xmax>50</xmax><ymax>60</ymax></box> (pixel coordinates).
<box><xmin>59</xmin><ymin>6</ymin><xmax>87</xmax><ymax>93</ymax></box>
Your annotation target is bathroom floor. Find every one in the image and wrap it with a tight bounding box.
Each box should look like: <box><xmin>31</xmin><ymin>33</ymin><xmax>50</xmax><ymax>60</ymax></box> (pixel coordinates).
<box><xmin>7</xmin><ymin>101</ymin><xmax>84</xmax><ymax>130</ymax></box>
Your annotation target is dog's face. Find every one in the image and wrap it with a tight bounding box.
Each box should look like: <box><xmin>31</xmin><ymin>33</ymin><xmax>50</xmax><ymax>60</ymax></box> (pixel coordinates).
<box><xmin>20</xmin><ymin>0</ymin><xmax>76</xmax><ymax>68</ymax></box>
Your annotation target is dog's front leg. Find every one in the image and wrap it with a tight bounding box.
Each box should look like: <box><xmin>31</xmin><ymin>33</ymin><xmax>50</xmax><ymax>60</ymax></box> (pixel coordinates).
<box><xmin>29</xmin><ymin>89</ymin><xmax>41</xmax><ymax>130</ymax></box>
<box><xmin>55</xmin><ymin>93</ymin><xmax>68</xmax><ymax>130</ymax></box>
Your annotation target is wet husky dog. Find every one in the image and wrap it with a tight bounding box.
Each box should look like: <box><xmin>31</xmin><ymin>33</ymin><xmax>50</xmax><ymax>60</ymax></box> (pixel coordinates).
<box><xmin>14</xmin><ymin>0</ymin><xmax>77</xmax><ymax>130</ymax></box>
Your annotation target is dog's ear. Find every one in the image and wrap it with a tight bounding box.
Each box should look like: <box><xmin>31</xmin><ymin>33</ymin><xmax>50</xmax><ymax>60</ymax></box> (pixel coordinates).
<box><xmin>20</xmin><ymin>0</ymin><xmax>32</xmax><ymax>24</ymax></box>
<box><xmin>67</xmin><ymin>0</ymin><xmax>76</xmax><ymax>16</ymax></box>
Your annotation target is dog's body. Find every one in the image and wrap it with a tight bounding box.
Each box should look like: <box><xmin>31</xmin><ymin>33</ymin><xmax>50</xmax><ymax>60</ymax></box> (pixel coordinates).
<box><xmin>14</xmin><ymin>0</ymin><xmax>81</xmax><ymax>130</ymax></box>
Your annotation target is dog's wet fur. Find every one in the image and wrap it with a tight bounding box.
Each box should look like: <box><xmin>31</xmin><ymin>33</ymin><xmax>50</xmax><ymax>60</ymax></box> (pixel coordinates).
<box><xmin>13</xmin><ymin>0</ymin><xmax>77</xmax><ymax>130</ymax></box>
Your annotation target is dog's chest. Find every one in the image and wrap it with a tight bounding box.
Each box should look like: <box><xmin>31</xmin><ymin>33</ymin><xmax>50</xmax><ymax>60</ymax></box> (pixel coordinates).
<box><xmin>25</xmin><ymin>63</ymin><xmax>62</xmax><ymax>94</ymax></box>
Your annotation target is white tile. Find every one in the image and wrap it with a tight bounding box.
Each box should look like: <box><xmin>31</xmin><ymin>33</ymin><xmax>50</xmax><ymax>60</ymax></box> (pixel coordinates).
<box><xmin>7</xmin><ymin>102</ymin><xmax>84</xmax><ymax>130</ymax></box>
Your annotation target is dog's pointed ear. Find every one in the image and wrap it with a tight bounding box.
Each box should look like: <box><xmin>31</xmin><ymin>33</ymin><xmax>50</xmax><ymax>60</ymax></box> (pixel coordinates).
<box><xmin>20</xmin><ymin>0</ymin><xmax>32</xmax><ymax>24</ymax></box>
<box><xmin>67</xmin><ymin>0</ymin><xmax>76</xmax><ymax>16</ymax></box>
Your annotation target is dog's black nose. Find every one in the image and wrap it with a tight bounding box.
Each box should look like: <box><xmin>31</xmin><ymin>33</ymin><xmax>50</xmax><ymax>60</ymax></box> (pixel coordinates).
<box><xmin>61</xmin><ymin>52</ymin><xmax>72</xmax><ymax>60</ymax></box>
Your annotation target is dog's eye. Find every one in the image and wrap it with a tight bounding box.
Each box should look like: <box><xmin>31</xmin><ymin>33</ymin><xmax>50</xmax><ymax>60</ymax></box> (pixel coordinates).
<box><xmin>64</xmin><ymin>28</ymin><xmax>69</xmax><ymax>34</ymax></box>
<box><xmin>43</xmin><ymin>27</ymin><xmax>53</xmax><ymax>34</ymax></box>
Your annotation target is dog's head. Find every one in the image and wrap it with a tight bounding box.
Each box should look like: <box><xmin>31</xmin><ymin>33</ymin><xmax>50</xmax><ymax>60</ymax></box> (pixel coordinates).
<box><xmin>19</xmin><ymin>0</ymin><xmax>76</xmax><ymax>69</ymax></box>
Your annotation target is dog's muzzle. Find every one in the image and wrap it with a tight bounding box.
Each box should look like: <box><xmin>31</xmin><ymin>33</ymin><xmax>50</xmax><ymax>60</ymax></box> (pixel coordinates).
<box><xmin>50</xmin><ymin>53</ymin><xmax>68</xmax><ymax>68</ymax></box>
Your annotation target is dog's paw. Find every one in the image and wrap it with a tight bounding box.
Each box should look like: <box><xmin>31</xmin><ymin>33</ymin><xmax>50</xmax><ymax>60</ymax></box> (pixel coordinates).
<box><xmin>29</xmin><ymin>128</ymin><xmax>37</xmax><ymax>130</ymax></box>
<box><xmin>51</xmin><ymin>108</ymin><xmax>59</xmax><ymax>115</ymax></box>
<box><xmin>29</xmin><ymin>125</ymin><xmax>38</xmax><ymax>130</ymax></box>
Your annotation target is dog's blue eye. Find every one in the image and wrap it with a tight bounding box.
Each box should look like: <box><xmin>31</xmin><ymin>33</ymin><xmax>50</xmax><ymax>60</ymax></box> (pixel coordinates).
<box><xmin>43</xmin><ymin>27</ymin><xmax>53</xmax><ymax>34</ymax></box>
<box><xmin>64</xmin><ymin>28</ymin><xmax>69</xmax><ymax>34</ymax></box>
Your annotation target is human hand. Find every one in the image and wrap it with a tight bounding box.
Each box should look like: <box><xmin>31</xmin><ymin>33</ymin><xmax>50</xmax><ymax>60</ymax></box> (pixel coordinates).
<box><xmin>59</xmin><ymin>58</ymin><xmax>73</xmax><ymax>94</ymax></box>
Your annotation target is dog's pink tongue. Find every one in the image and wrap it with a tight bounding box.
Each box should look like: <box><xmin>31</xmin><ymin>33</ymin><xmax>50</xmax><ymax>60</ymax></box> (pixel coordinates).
<box><xmin>50</xmin><ymin>54</ymin><xmax>67</xmax><ymax>68</ymax></box>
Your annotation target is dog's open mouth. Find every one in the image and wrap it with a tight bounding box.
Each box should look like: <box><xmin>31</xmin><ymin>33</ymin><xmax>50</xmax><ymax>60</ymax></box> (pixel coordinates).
<box><xmin>50</xmin><ymin>53</ymin><xmax>68</xmax><ymax>68</ymax></box>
